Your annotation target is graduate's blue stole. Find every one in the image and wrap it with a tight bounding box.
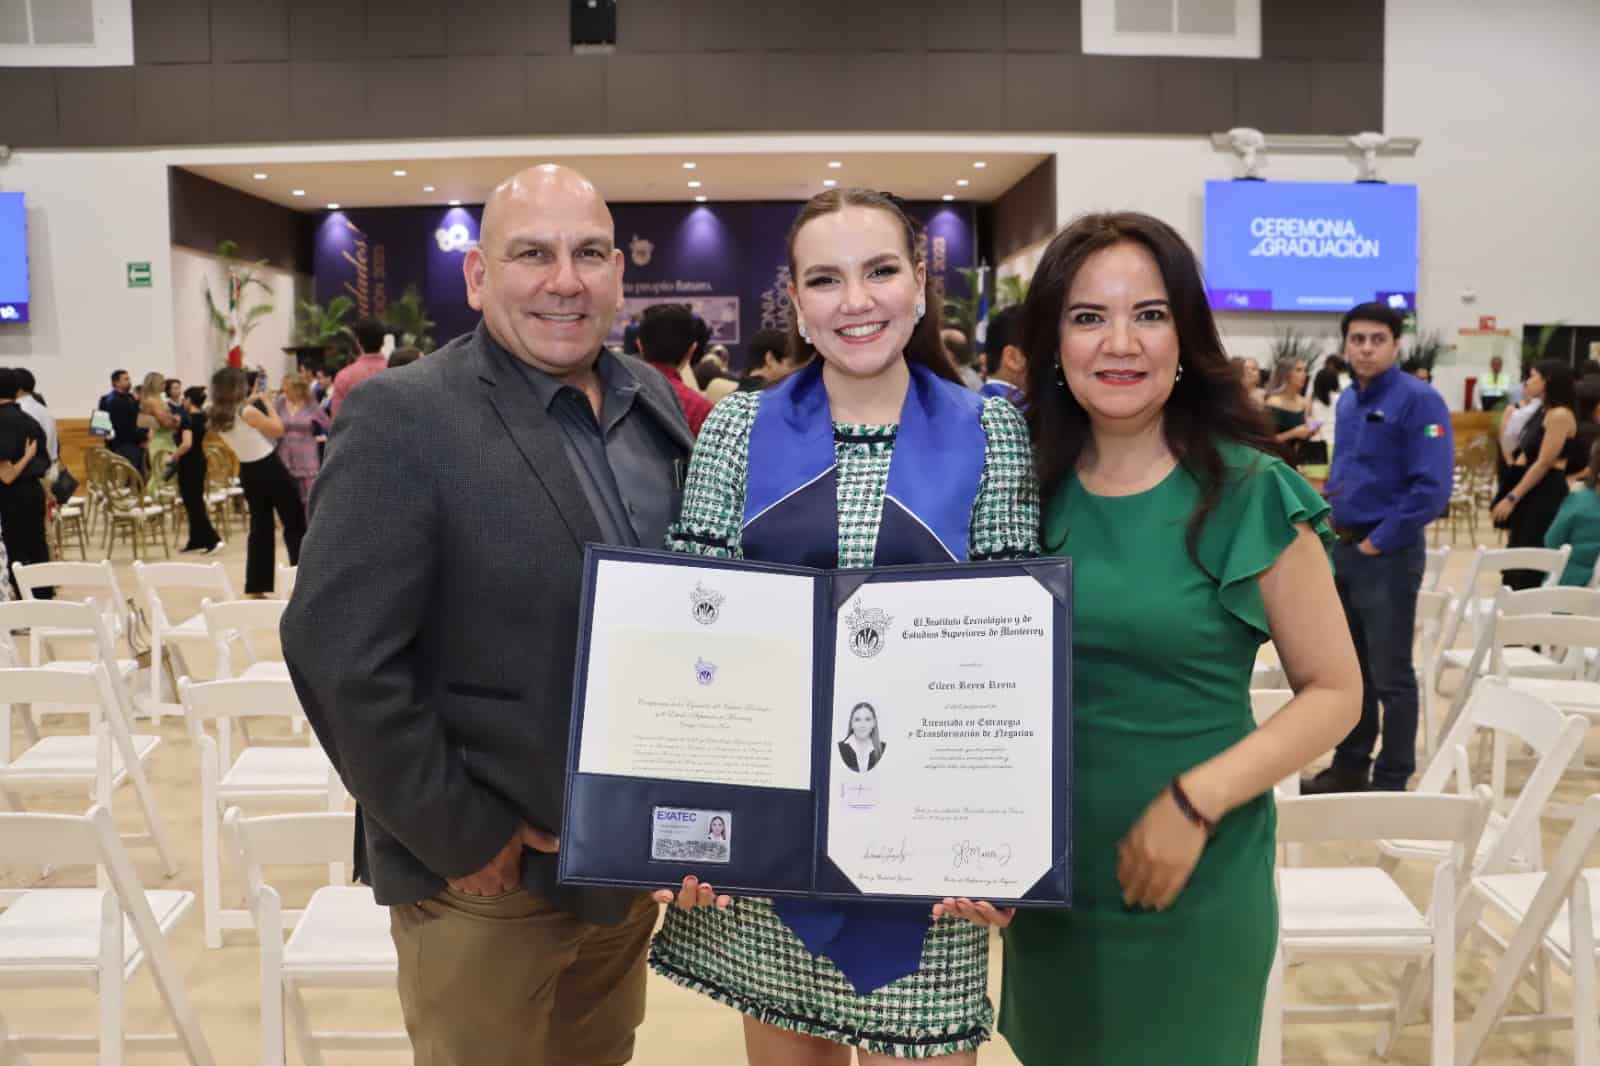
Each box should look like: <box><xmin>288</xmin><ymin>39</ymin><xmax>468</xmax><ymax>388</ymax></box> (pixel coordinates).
<box><xmin>742</xmin><ymin>358</ymin><xmax>986</xmax><ymax>994</ymax></box>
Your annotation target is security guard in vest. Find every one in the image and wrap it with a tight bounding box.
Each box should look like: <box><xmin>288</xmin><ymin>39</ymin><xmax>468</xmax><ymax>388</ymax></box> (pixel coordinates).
<box><xmin>1479</xmin><ymin>355</ymin><xmax>1510</xmax><ymax>411</ymax></box>
<box><xmin>1305</xmin><ymin>302</ymin><xmax>1454</xmax><ymax>794</ymax></box>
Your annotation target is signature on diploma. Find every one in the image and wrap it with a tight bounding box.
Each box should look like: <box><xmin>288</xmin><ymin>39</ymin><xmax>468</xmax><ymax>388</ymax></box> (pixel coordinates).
<box><xmin>951</xmin><ymin>840</ymin><xmax>1014</xmax><ymax>872</ymax></box>
<box><xmin>862</xmin><ymin>838</ymin><xmax>910</xmax><ymax>865</ymax></box>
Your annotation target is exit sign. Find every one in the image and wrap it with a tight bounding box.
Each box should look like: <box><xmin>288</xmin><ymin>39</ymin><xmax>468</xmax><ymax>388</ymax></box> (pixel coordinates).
<box><xmin>126</xmin><ymin>261</ymin><xmax>152</xmax><ymax>288</ymax></box>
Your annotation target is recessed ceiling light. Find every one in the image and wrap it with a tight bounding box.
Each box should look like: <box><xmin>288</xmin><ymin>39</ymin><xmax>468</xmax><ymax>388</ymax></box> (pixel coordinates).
<box><xmin>973</xmin><ymin>161</ymin><xmax>988</xmax><ymax>169</ymax></box>
<box><xmin>687</xmin><ymin>180</ymin><xmax>702</xmax><ymax>188</ymax></box>
<box><xmin>682</xmin><ymin>162</ymin><xmax>697</xmax><ymax>170</ymax></box>
<box><xmin>291</xmin><ymin>189</ymin><xmax>305</xmax><ymax>197</ymax></box>
<box><xmin>822</xmin><ymin>179</ymin><xmax>837</xmax><ymax>188</ymax></box>
<box><xmin>827</xmin><ymin>160</ymin><xmax>843</xmax><ymax>169</ymax></box>
<box><xmin>252</xmin><ymin>172</ymin><xmax>268</xmax><ymax>180</ymax></box>
<box><xmin>326</xmin><ymin>203</ymin><xmax>340</xmax><ymax>210</ymax></box>
<box><xmin>422</xmin><ymin>185</ymin><xmax>436</xmax><ymax>193</ymax></box>
<box><xmin>956</xmin><ymin>178</ymin><xmax>971</xmax><ymax>187</ymax></box>
<box><xmin>448</xmin><ymin>199</ymin><xmax>461</xmax><ymax>206</ymax></box>
<box><xmin>694</xmin><ymin>195</ymin><xmax>708</xmax><ymax>203</ymax></box>
<box><xmin>942</xmin><ymin>194</ymin><xmax>956</xmax><ymax>201</ymax></box>
<box><xmin>392</xmin><ymin>169</ymin><xmax>408</xmax><ymax>177</ymax></box>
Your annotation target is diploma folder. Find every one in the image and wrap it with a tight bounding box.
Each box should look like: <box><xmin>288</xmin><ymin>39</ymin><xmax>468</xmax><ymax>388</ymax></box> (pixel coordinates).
<box><xmin>559</xmin><ymin>546</ymin><xmax>1072</xmax><ymax>908</ymax></box>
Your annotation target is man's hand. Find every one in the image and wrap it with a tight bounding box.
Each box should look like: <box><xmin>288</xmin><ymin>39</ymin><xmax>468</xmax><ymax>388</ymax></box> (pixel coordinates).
<box><xmin>1357</xmin><ymin>538</ymin><xmax>1382</xmax><ymax>557</ymax></box>
<box><xmin>447</xmin><ymin>822</ymin><xmax>560</xmax><ymax>897</ymax></box>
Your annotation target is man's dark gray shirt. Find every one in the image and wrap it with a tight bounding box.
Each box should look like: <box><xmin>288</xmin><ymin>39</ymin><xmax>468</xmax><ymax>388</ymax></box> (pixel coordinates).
<box><xmin>501</xmin><ymin>340</ymin><xmax>679</xmax><ymax>549</ymax></box>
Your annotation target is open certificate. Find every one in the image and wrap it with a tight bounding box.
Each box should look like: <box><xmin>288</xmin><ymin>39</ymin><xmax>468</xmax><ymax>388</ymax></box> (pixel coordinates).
<box><xmin>559</xmin><ymin>547</ymin><xmax>1072</xmax><ymax>908</ymax></box>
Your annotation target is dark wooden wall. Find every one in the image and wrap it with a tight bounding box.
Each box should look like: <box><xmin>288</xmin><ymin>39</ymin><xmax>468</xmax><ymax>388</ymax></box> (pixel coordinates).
<box><xmin>0</xmin><ymin>0</ymin><xmax>1384</xmax><ymax>148</ymax></box>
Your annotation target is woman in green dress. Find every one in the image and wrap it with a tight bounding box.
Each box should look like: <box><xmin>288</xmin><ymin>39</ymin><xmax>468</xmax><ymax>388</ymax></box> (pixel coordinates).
<box><xmin>647</xmin><ymin>188</ymin><xmax>1038</xmax><ymax>1063</ymax></box>
<box><xmin>969</xmin><ymin>212</ymin><xmax>1362</xmax><ymax>1064</ymax></box>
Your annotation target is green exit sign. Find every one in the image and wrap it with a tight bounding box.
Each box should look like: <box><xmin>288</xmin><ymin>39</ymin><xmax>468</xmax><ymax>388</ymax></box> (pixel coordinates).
<box><xmin>126</xmin><ymin>261</ymin><xmax>152</xmax><ymax>288</ymax></box>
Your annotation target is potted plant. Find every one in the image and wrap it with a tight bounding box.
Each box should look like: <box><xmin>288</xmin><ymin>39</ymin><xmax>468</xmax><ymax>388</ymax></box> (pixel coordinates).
<box><xmin>290</xmin><ymin>296</ymin><xmax>356</xmax><ymax>373</ymax></box>
<box><xmin>202</xmin><ymin>240</ymin><xmax>275</xmax><ymax>368</ymax></box>
<box><xmin>386</xmin><ymin>285</ymin><xmax>436</xmax><ymax>353</ymax></box>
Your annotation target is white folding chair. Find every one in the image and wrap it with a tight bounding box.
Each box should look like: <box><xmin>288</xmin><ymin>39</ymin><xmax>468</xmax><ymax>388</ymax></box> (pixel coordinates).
<box><xmin>1383</xmin><ymin>677</ymin><xmax>1587</xmax><ymax>877</ymax></box>
<box><xmin>1416</xmin><ymin>589</ymin><xmax>1452</xmax><ymax>759</ymax></box>
<box><xmin>1458</xmin><ymin>794</ymin><xmax>1600</xmax><ymax>1066</ymax></box>
<box><xmin>131</xmin><ymin>561</ymin><xmax>239</xmax><ymax>710</ymax></box>
<box><xmin>1424</xmin><ymin>544</ymin><xmax>1451</xmax><ymax>592</ymax></box>
<box><xmin>275</xmin><ymin>565</ymin><xmax>297</xmax><ymax>601</ymax></box>
<box><xmin>1250</xmin><ymin>688</ymin><xmax>1301</xmax><ymax>868</ymax></box>
<box><xmin>0</xmin><ymin>805</ymin><xmax>215</xmax><ymax>1064</ymax></box>
<box><xmin>0</xmin><ymin>596</ymin><xmax>148</xmax><ymax>738</ymax></box>
<box><xmin>1266</xmin><ymin>789</ymin><xmax>1492</xmax><ymax>1066</ymax></box>
<box><xmin>1439</xmin><ymin>586</ymin><xmax>1600</xmax><ymax>740</ymax></box>
<box><xmin>201</xmin><ymin>598</ymin><xmax>288</xmax><ymax>684</ymax></box>
<box><xmin>0</xmin><ymin>662</ymin><xmax>180</xmax><ymax>880</ymax></box>
<box><xmin>178</xmin><ymin>676</ymin><xmax>342</xmax><ymax>949</ymax></box>
<box><xmin>12</xmin><ymin>560</ymin><xmax>132</xmax><ymax>657</ymax></box>
<box><xmin>226</xmin><ymin>808</ymin><xmax>406</xmax><ymax>1066</ymax></box>
<box><xmin>1435</xmin><ymin>546</ymin><xmax>1571</xmax><ymax>693</ymax></box>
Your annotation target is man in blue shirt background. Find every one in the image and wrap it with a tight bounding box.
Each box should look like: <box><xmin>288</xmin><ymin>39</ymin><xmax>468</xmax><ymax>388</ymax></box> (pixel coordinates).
<box><xmin>1306</xmin><ymin>302</ymin><xmax>1454</xmax><ymax>793</ymax></box>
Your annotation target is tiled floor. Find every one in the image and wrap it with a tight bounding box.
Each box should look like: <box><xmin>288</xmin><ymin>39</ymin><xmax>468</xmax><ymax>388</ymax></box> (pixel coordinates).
<box><xmin>3</xmin><ymin>525</ymin><xmax>1596</xmax><ymax>1064</ymax></box>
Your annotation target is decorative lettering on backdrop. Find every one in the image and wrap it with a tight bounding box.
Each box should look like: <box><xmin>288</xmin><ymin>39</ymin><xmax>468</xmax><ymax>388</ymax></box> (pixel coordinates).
<box><xmin>759</xmin><ymin>266</ymin><xmax>794</xmax><ymax>332</ymax></box>
<box><xmin>340</xmin><ymin>219</ymin><xmax>371</xmax><ymax>317</ymax></box>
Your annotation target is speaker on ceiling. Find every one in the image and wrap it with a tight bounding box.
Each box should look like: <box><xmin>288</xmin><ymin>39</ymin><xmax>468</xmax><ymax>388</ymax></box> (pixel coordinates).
<box><xmin>571</xmin><ymin>0</ymin><xmax>617</xmax><ymax>48</ymax></box>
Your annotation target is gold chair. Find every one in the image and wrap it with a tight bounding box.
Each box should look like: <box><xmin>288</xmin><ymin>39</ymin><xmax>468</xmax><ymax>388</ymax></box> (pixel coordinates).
<box><xmin>101</xmin><ymin>452</ymin><xmax>172</xmax><ymax>560</ymax></box>
<box><xmin>202</xmin><ymin>442</ymin><xmax>235</xmax><ymax>538</ymax></box>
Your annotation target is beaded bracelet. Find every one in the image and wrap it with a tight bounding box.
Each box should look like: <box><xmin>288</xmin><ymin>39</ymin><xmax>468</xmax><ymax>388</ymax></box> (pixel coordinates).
<box><xmin>1169</xmin><ymin>776</ymin><xmax>1216</xmax><ymax>836</ymax></box>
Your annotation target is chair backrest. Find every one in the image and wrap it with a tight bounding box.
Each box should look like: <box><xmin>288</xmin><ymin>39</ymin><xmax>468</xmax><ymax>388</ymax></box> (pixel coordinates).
<box><xmin>1476</xmin><ymin>545</ymin><xmax>1571</xmax><ymax>585</ymax></box>
<box><xmin>1416</xmin><ymin>589</ymin><xmax>1451</xmax><ymax>661</ymax></box>
<box><xmin>276</xmin><ymin>565</ymin><xmax>297</xmax><ymax>600</ymax></box>
<box><xmin>1424</xmin><ymin>545</ymin><xmax>1451</xmax><ymax>591</ymax></box>
<box><xmin>201</xmin><ymin>598</ymin><xmax>287</xmax><ymax>638</ymax></box>
<box><xmin>1498</xmin><ymin>585</ymin><xmax>1600</xmax><ymax>618</ymax></box>
<box><xmin>178</xmin><ymin>675</ymin><xmax>304</xmax><ymax>724</ymax></box>
<box><xmin>133</xmin><ymin>561</ymin><xmax>237</xmax><ymax>631</ymax></box>
<box><xmin>13</xmin><ymin>560</ymin><xmax>128</xmax><ymax>636</ymax></box>
<box><xmin>226</xmin><ymin>808</ymin><xmax>354</xmax><ymax>872</ymax></box>
<box><xmin>0</xmin><ymin>662</ymin><xmax>118</xmax><ymax>709</ymax></box>
<box><xmin>0</xmin><ymin>597</ymin><xmax>125</xmax><ymax>672</ymax></box>
<box><xmin>1493</xmin><ymin>612</ymin><xmax>1600</xmax><ymax>677</ymax></box>
<box><xmin>0</xmin><ymin>806</ymin><xmax>103</xmax><ymax>870</ymax></box>
<box><xmin>1277</xmin><ymin>789</ymin><xmax>1492</xmax><ymax>857</ymax></box>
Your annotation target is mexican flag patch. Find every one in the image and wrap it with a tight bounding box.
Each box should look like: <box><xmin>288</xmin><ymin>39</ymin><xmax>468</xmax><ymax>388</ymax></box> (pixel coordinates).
<box><xmin>1423</xmin><ymin>423</ymin><xmax>1444</xmax><ymax>438</ymax></box>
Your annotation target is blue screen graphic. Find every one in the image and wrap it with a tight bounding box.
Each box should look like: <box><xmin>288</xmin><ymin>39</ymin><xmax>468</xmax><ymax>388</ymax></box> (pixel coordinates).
<box><xmin>0</xmin><ymin>193</ymin><xmax>27</xmax><ymax>323</ymax></box>
<box><xmin>1203</xmin><ymin>180</ymin><xmax>1417</xmax><ymax>314</ymax></box>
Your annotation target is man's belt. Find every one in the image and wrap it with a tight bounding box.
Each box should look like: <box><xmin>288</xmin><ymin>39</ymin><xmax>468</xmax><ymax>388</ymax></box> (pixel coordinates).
<box><xmin>1333</xmin><ymin>523</ymin><xmax>1377</xmax><ymax>546</ymax></box>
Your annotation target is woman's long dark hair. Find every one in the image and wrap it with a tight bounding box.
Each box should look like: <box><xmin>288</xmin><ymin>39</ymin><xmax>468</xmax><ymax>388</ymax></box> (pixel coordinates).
<box><xmin>209</xmin><ymin>367</ymin><xmax>248</xmax><ymax>433</ymax></box>
<box><xmin>1022</xmin><ymin>212</ymin><xmax>1285</xmax><ymax>558</ymax></box>
<box><xmin>1312</xmin><ymin>364</ymin><xmax>1342</xmax><ymax>406</ymax></box>
<box><xmin>1536</xmin><ymin>358</ymin><xmax>1576</xmax><ymax>413</ymax></box>
<box><xmin>784</xmin><ymin>188</ymin><xmax>961</xmax><ymax>384</ymax></box>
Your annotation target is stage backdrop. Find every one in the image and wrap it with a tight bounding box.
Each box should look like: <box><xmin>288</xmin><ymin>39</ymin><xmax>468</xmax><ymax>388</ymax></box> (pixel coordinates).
<box><xmin>314</xmin><ymin>201</ymin><xmax>975</xmax><ymax>366</ymax></box>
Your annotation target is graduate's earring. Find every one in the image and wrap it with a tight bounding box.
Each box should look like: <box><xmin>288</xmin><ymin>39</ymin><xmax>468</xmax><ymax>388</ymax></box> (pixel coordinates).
<box><xmin>1175</xmin><ymin>362</ymin><xmax>1185</xmax><ymax>382</ymax></box>
<box><xmin>797</xmin><ymin>320</ymin><xmax>810</xmax><ymax>344</ymax></box>
<box><xmin>914</xmin><ymin>301</ymin><xmax>926</xmax><ymax>324</ymax></box>
<box><xmin>1055</xmin><ymin>362</ymin><xmax>1068</xmax><ymax>389</ymax></box>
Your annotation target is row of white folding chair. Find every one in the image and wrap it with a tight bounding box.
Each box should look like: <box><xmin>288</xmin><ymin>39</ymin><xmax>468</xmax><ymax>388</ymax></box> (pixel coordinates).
<box><xmin>1439</xmin><ymin>587</ymin><xmax>1600</xmax><ymax>744</ymax></box>
<box><xmin>8</xmin><ymin>565</ymin><xmax>146</xmax><ymax>730</ymax></box>
<box><xmin>1385</xmin><ymin>678</ymin><xmax>1588</xmax><ymax>879</ymax></box>
<box><xmin>177</xmin><ymin>674</ymin><xmax>338</xmax><ymax>949</ymax></box>
<box><xmin>1458</xmin><ymin>794</ymin><xmax>1600</xmax><ymax>1066</ymax></box>
<box><xmin>1262</xmin><ymin>789</ymin><xmax>1494</xmax><ymax>1066</ymax></box>
<box><xmin>0</xmin><ymin>805</ymin><xmax>215</xmax><ymax>1064</ymax></box>
<box><xmin>13</xmin><ymin>560</ymin><xmax>133</xmax><ymax>664</ymax></box>
<box><xmin>225</xmin><ymin>808</ymin><xmax>403</xmax><ymax>1066</ymax></box>
<box><xmin>1434</xmin><ymin>546</ymin><xmax>1572</xmax><ymax>696</ymax></box>
<box><xmin>0</xmin><ymin>599</ymin><xmax>181</xmax><ymax>880</ymax></box>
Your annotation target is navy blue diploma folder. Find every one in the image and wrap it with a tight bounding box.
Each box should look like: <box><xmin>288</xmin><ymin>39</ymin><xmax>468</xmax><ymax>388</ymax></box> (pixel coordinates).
<box><xmin>558</xmin><ymin>546</ymin><xmax>1072</xmax><ymax>908</ymax></box>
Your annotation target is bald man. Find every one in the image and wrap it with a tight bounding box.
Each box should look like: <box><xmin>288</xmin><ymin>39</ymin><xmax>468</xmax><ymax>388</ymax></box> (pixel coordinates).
<box><xmin>282</xmin><ymin>166</ymin><xmax>693</xmax><ymax>1065</ymax></box>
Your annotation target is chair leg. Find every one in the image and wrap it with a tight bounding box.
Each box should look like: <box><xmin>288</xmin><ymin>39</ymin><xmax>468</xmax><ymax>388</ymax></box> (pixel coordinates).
<box><xmin>99</xmin><ymin>889</ymin><xmax>126</xmax><ymax>1066</ymax></box>
<box><xmin>1572</xmin><ymin>878</ymin><xmax>1598</xmax><ymax>1066</ymax></box>
<box><xmin>1434</xmin><ymin>903</ymin><xmax>1456</xmax><ymax>1066</ymax></box>
<box><xmin>283</xmin><ymin>980</ymin><xmax>327</xmax><ymax>1066</ymax></box>
<box><xmin>202</xmin><ymin>794</ymin><xmax>222</xmax><ymax>950</ymax></box>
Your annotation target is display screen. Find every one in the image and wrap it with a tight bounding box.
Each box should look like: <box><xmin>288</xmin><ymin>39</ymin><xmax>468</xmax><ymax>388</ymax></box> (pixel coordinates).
<box><xmin>1204</xmin><ymin>180</ymin><xmax>1417</xmax><ymax>314</ymax></box>
<box><xmin>0</xmin><ymin>193</ymin><xmax>27</xmax><ymax>323</ymax></box>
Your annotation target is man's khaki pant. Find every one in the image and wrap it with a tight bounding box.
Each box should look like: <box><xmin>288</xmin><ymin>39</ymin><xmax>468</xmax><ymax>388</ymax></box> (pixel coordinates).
<box><xmin>390</xmin><ymin>888</ymin><xmax>657</xmax><ymax>1066</ymax></box>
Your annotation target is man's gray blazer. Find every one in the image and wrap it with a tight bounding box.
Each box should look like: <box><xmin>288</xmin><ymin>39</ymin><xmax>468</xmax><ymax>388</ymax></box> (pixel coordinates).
<box><xmin>281</xmin><ymin>322</ymin><xmax>694</xmax><ymax>925</ymax></box>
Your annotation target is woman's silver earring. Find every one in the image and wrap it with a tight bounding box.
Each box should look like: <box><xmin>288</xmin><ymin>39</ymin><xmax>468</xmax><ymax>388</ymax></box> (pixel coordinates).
<box><xmin>914</xmin><ymin>301</ymin><xmax>926</xmax><ymax>323</ymax></box>
<box><xmin>1175</xmin><ymin>362</ymin><xmax>1185</xmax><ymax>381</ymax></box>
<box><xmin>1055</xmin><ymin>363</ymin><xmax>1068</xmax><ymax>389</ymax></box>
<box><xmin>797</xmin><ymin>320</ymin><xmax>810</xmax><ymax>343</ymax></box>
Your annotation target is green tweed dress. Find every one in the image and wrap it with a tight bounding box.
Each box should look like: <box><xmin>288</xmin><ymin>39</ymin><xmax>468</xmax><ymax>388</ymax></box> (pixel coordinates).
<box><xmin>648</xmin><ymin>388</ymin><xmax>1039</xmax><ymax>1058</ymax></box>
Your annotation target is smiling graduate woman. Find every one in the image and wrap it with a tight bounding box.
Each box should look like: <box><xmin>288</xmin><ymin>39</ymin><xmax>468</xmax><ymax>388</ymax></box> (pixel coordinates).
<box><xmin>988</xmin><ymin>212</ymin><xmax>1362</xmax><ymax>1064</ymax></box>
<box><xmin>647</xmin><ymin>187</ymin><xmax>1038</xmax><ymax>1064</ymax></box>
